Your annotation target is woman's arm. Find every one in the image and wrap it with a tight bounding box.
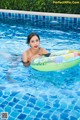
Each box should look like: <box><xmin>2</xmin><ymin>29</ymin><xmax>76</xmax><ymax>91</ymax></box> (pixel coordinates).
<box><xmin>42</xmin><ymin>48</ymin><xmax>49</xmax><ymax>54</ymax></box>
<box><xmin>41</xmin><ymin>48</ymin><xmax>52</xmax><ymax>57</ymax></box>
<box><xmin>22</xmin><ymin>51</ymin><xmax>30</xmax><ymax>66</ymax></box>
<box><xmin>22</xmin><ymin>61</ymin><xmax>30</xmax><ymax>67</ymax></box>
<box><xmin>38</xmin><ymin>48</ymin><xmax>48</xmax><ymax>55</ymax></box>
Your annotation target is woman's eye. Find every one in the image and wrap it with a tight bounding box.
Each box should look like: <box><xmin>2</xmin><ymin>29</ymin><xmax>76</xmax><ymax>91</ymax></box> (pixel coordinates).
<box><xmin>36</xmin><ymin>39</ymin><xmax>39</xmax><ymax>42</ymax></box>
<box><xmin>31</xmin><ymin>40</ymin><xmax>34</xmax><ymax>43</ymax></box>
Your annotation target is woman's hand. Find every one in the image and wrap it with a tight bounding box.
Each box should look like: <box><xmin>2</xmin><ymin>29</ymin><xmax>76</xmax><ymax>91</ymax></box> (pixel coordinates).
<box><xmin>30</xmin><ymin>54</ymin><xmax>41</xmax><ymax>62</ymax></box>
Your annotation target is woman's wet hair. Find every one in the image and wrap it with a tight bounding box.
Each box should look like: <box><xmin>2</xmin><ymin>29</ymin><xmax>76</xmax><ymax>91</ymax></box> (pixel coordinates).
<box><xmin>26</xmin><ymin>33</ymin><xmax>40</xmax><ymax>44</ymax></box>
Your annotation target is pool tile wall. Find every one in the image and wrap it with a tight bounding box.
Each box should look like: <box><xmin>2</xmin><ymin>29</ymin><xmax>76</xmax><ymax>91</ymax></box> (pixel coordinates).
<box><xmin>0</xmin><ymin>10</ymin><xmax>80</xmax><ymax>24</ymax></box>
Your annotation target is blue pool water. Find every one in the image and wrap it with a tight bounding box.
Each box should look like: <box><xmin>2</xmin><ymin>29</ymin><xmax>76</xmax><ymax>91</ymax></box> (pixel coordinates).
<box><xmin>0</xmin><ymin>17</ymin><xmax>80</xmax><ymax>120</ymax></box>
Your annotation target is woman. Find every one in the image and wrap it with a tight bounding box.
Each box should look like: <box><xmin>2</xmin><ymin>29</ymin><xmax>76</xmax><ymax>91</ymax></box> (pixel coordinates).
<box><xmin>22</xmin><ymin>33</ymin><xmax>50</xmax><ymax>66</ymax></box>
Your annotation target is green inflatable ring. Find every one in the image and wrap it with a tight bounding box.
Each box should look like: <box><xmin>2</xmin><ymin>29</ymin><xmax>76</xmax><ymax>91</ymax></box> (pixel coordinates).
<box><xmin>31</xmin><ymin>50</ymin><xmax>80</xmax><ymax>71</ymax></box>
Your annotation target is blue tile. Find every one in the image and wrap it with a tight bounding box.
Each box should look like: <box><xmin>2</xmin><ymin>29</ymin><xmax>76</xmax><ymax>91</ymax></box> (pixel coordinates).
<box><xmin>0</xmin><ymin>90</ymin><xmax>3</xmax><ymax>96</ymax></box>
<box><xmin>72</xmin><ymin>100</ymin><xmax>76</xmax><ymax>104</ymax></box>
<box><xmin>9</xmin><ymin>102</ymin><xmax>15</xmax><ymax>107</ymax></box>
<box><xmin>10</xmin><ymin>110</ymin><xmax>20</xmax><ymax>118</ymax></box>
<box><xmin>3</xmin><ymin>95</ymin><xmax>8</xmax><ymax>98</ymax></box>
<box><xmin>17</xmin><ymin>113</ymin><xmax>27</xmax><ymax>119</ymax></box>
<box><xmin>36</xmin><ymin>99</ymin><xmax>45</xmax><ymax>108</ymax></box>
<box><xmin>62</xmin><ymin>17</ymin><xmax>65</xmax><ymax>22</ymax></box>
<box><xmin>17</xmin><ymin>109</ymin><xmax>22</xmax><ymax>112</ymax></box>
<box><xmin>74</xmin><ymin>106</ymin><xmax>80</xmax><ymax>112</ymax></box>
<box><xmin>76</xmin><ymin>91</ymin><xmax>80</xmax><ymax>96</ymax></box>
<box><xmin>8</xmin><ymin>116</ymin><xmax>15</xmax><ymax>120</ymax></box>
<box><xmin>32</xmin><ymin>15</ymin><xmax>35</xmax><ymax>20</ymax></box>
<box><xmin>43</xmin><ymin>113</ymin><xmax>51</xmax><ymax>119</ymax></box>
<box><xmin>34</xmin><ymin>118</ymin><xmax>40</xmax><ymax>120</ymax></box>
<box><xmin>1</xmin><ymin>12</ymin><xmax>4</xmax><ymax>17</ymax></box>
<box><xmin>18</xmin><ymin>14</ymin><xmax>21</xmax><ymax>19</ymax></box>
<box><xmin>11</xmin><ymin>13</ymin><xmax>15</xmax><ymax>18</ymax></box>
<box><xmin>18</xmin><ymin>99</ymin><xmax>26</xmax><ymax>106</ymax></box>
<box><xmin>54</xmin><ymin>17</ymin><xmax>57</xmax><ymax>21</ymax></box>
<box><xmin>54</xmin><ymin>102</ymin><xmax>60</xmax><ymax>107</ymax></box>
<box><xmin>60</xmin><ymin>102</ymin><xmax>67</xmax><ymax>109</ymax></box>
<box><xmin>21</xmin><ymin>14</ymin><xmax>25</xmax><ymax>19</ymax></box>
<box><xmin>29</xmin><ymin>97</ymin><xmax>36</xmax><ymax>104</ymax></box>
<box><xmin>23</xmin><ymin>107</ymin><xmax>31</xmax><ymax>114</ymax></box>
<box><xmin>43</xmin><ymin>16</ymin><xmax>45</xmax><ymax>20</ymax></box>
<box><xmin>10</xmin><ymin>92</ymin><xmax>19</xmax><ymax>96</ymax></box>
<box><xmin>25</xmin><ymin>116</ymin><xmax>33</xmax><ymax>120</ymax></box>
<box><xmin>36</xmin><ymin>112</ymin><xmax>43</xmax><ymax>118</ymax></box>
<box><xmin>44</xmin><ymin>105</ymin><xmax>51</xmax><ymax>109</ymax></box>
<box><xmin>6</xmin><ymin>96</ymin><xmax>13</xmax><ymax>101</ymax></box>
<box><xmin>0</xmin><ymin>98</ymin><xmax>4</xmax><ymax>104</ymax></box>
<box><xmin>78</xmin><ymin>18</ymin><xmax>80</xmax><ymax>22</ymax></box>
<box><xmin>0</xmin><ymin>86</ymin><xmax>6</xmax><ymax>90</ymax></box>
<box><xmin>25</xmin><ymin>14</ymin><xmax>28</xmax><ymax>19</ymax></box>
<box><xmin>64</xmin><ymin>109</ymin><xmax>70</xmax><ymax>113</ymax></box>
<box><xmin>60</xmin><ymin>112</ymin><xmax>68</xmax><ymax>119</ymax></box>
<box><xmin>30</xmin><ymin>109</ymin><xmax>37</xmax><ymax>117</ymax></box>
<box><xmin>49</xmin><ymin>16</ymin><xmax>53</xmax><ymax>21</ymax></box>
<box><xmin>27</xmin><ymin>14</ymin><xmax>31</xmax><ymax>19</ymax></box>
<box><xmin>8</xmin><ymin>13</ymin><xmax>11</xmax><ymax>17</ymax></box>
<box><xmin>35</xmin><ymin>15</ymin><xmax>38</xmax><ymax>20</ymax></box>
<box><xmin>50</xmin><ymin>95</ymin><xmax>57</xmax><ymax>99</ymax></box>
<box><xmin>57</xmin><ymin>108</ymin><xmax>64</xmax><ymax>112</ymax></box>
<box><xmin>70</xmin><ymin>116</ymin><xmax>77</xmax><ymax>120</ymax></box>
<box><xmin>41</xmin><ymin>119</ymin><xmax>46</xmax><ymax>120</ymax></box>
<box><xmin>0</xmin><ymin>108</ymin><xmax>3</xmax><ymax>112</ymax></box>
<box><xmin>15</xmin><ymin>104</ymin><xmax>23</xmax><ymax>109</ymax></box>
<box><xmin>23</xmin><ymin>95</ymin><xmax>29</xmax><ymax>100</ymax></box>
<box><xmin>0</xmin><ymin>12</ymin><xmax>2</xmax><ymax>16</ymax></box>
<box><xmin>13</xmin><ymin>98</ymin><xmax>19</xmax><ymax>103</ymax></box>
<box><xmin>2</xmin><ymin>101</ymin><xmax>8</xmax><ymax>106</ymax></box>
<box><xmin>41</xmin><ymin>107</ymin><xmax>50</xmax><ymax>113</ymax></box>
<box><xmin>51</xmin><ymin>115</ymin><xmax>58</xmax><ymax>120</ymax></box>
<box><xmin>73</xmin><ymin>18</ymin><xmax>77</xmax><ymax>23</ymax></box>
<box><xmin>76</xmin><ymin>101</ymin><xmax>80</xmax><ymax>108</ymax></box>
<box><xmin>40</xmin><ymin>94</ymin><xmax>48</xmax><ymax>101</ymax></box>
<box><xmin>5</xmin><ymin>105</ymin><xmax>12</xmax><ymax>113</ymax></box>
<box><xmin>57</xmin><ymin>17</ymin><xmax>61</xmax><ymax>21</ymax></box>
<box><xmin>34</xmin><ymin>106</ymin><xmax>40</xmax><ymax>111</ymax></box>
<box><xmin>45</xmin><ymin>16</ymin><xmax>49</xmax><ymax>20</ymax></box>
<box><xmin>68</xmin><ymin>104</ymin><xmax>74</xmax><ymax>110</ymax></box>
<box><xmin>27</xmin><ymin>103</ymin><xmax>34</xmax><ymax>108</ymax></box>
<box><xmin>4</xmin><ymin>13</ymin><xmax>8</xmax><ymax>17</ymax></box>
<box><xmin>65</xmin><ymin>17</ymin><xmax>68</xmax><ymax>21</ymax></box>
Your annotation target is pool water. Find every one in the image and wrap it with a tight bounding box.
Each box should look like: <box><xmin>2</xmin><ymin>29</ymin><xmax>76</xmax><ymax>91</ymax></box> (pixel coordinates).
<box><xmin>0</xmin><ymin>17</ymin><xmax>80</xmax><ymax>120</ymax></box>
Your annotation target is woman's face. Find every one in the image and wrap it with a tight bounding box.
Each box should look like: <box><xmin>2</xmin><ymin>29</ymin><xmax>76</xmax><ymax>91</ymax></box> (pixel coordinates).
<box><xmin>29</xmin><ymin>35</ymin><xmax>40</xmax><ymax>49</ymax></box>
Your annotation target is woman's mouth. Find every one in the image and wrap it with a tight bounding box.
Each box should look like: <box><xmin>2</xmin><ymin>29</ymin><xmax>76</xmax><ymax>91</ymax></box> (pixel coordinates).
<box><xmin>34</xmin><ymin>45</ymin><xmax>38</xmax><ymax>48</ymax></box>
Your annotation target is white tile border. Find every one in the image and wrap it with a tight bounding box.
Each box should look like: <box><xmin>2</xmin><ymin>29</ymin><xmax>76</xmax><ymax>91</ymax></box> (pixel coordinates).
<box><xmin>0</xmin><ymin>9</ymin><xmax>80</xmax><ymax>18</ymax></box>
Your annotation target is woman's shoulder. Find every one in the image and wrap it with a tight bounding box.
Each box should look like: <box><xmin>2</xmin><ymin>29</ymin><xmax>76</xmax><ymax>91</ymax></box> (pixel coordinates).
<box><xmin>40</xmin><ymin>47</ymin><xmax>48</xmax><ymax>51</ymax></box>
<box><xmin>23</xmin><ymin>49</ymin><xmax>30</xmax><ymax>56</ymax></box>
<box><xmin>39</xmin><ymin>47</ymin><xmax>46</xmax><ymax>51</ymax></box>
<box><xmin>39</xmin><ymin>47</ymin><xmax>48</xmax><ymax>54</ymax></box>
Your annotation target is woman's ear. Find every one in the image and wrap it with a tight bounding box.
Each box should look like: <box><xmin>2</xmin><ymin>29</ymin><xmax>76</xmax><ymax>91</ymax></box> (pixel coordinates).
<box><xmin>29</xmin><ymin>43</ymin><xmax>31</xmax><ymax>47</ymax></box>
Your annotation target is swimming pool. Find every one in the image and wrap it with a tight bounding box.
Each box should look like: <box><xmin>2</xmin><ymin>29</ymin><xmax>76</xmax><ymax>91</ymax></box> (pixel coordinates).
<box><xmin>0</xmin><ymin>10</ymin><xmax>80</xmax><ymax>120</ymax></box>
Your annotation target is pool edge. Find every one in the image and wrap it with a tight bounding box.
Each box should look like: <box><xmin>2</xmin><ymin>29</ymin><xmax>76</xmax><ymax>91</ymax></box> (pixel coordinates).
<box><xmin>0</xmin><ymin>9</ymin><xmax>80</xmax><ymax>18</ymax></box>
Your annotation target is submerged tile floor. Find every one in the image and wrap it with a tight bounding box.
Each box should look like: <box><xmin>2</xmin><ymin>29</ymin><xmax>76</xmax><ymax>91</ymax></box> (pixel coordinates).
<box><xmin>0</xmin><ymin>82</ymin><xmax>80</xmax><ymax>120</ymax></box>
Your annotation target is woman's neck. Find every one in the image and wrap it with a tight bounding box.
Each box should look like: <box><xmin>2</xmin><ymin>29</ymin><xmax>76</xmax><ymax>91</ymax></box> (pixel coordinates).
<box><xmin>30</xmin><ymin>48</ymin><xmax>40</xmax><ymax>55</ymax></box>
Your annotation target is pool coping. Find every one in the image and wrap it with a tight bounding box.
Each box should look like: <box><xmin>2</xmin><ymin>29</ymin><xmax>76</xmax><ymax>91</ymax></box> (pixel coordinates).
<box><xmin>0</xmin><ymin>9</ymin><xmax>80</xmax><ymax>18</ymax></box>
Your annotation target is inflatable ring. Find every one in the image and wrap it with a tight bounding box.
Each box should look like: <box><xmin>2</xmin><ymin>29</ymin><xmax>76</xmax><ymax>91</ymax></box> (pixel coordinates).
<box><xmin>31</xmin><ymin>50</ymin><xmax>80</xmax><ymax>71</ymax></box>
